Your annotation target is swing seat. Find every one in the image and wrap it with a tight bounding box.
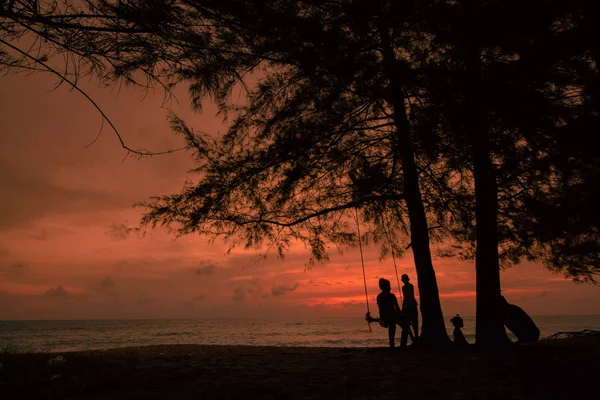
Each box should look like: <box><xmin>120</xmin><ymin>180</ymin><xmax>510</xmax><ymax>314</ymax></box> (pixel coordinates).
<box><xmin>365</xmin><ymin>312</ymin><xmax>389</xmax><ymax>328</ymax></box>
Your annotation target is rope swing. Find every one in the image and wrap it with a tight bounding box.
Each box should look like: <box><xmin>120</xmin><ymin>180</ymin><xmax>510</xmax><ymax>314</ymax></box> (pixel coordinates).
<box><xmin>356</xmin><ymin>207</ymin><xmax>407</xmax><ymax>332</ymax></box>
<box><xmin>355</xmin><ymin>207</ymin><xmax>372</xmax><ymax>332</ymax></box>
<box><xmin>382</xmin><ymin>211</ymin><xmax>403</xmax><ymax>304</ymax></box>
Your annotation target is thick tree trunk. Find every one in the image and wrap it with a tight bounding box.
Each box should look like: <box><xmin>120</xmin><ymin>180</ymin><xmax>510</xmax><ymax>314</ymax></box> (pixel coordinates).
<box><xmin>464</xmin><ymin>0</ymin><xmax>511</xmax><ymax>346</ymax></box>
<box><xmin>378</xmin><ymin>21</ymin><xmax>451</xmax><ymax>346</ymax></box>
<box><xmin>394</xmin><ymin>110</ymin><xmax>451</xmax><ymax>346</ymax></box>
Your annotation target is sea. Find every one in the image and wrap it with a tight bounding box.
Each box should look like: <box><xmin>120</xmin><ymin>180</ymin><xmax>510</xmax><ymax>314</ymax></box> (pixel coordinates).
<box><xmin>1</xmin><ymin>315</ymin><xmax>599</xmax><ymax>353</ymax></box>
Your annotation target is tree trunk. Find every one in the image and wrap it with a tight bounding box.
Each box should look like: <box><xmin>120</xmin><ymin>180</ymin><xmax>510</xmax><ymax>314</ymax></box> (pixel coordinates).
<box><xmin>378</xmin><ymin>19</ymin><xmax>451</xmax><ymax>346</ymax></box>
<box><xmin>464</xmin><ymin>0</ymin><xmax>511</xmax><ymax>346</ymax></box>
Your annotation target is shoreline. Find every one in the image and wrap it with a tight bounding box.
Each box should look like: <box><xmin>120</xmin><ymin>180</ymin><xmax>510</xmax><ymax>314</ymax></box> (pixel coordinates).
<box><xmin>4</xmin><ymin>316</ymin><xmax>600</xmax><ymax>355</ymax></box>
<box><xmin>3</xmin><ymin>331</ymin><xmax>598</xmax><ymax>355</ymax></box>
<box><xmin>1</xmin><ymin>336</ymin><xmax>598</xmax><ymax>399</ymax></box>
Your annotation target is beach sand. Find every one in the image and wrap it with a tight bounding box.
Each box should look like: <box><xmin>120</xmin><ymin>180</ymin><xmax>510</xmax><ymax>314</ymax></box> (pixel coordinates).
<box><xmin>1</xmin><ymin>336</ymin><xmax>598</xmax><ymax>399</ymax></box>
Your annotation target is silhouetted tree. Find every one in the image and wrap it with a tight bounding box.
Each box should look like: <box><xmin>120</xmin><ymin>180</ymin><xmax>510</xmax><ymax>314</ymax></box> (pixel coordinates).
<box><xmin>462</xmin><ymin>0</ymin><xmax>511</xmax><ymax>347</ymax></box>
<box><xmin>3</xmin><ymin>1</ymin><xmax>599</xmax><ymax>347</ymax></box>
<box><xmin>136</xmin><ymin>0</ymin><xmax>455</xmax><ymax>345</ymax></box>
<box><xmin>418</xmin><ymin>0</ymin><xmax>600</xmax><ymax>344</ymax></box>
<box><xmin>504</xmin><ymin>0</ymin><xmax>600</xmax><ymax>284</ymax></box>
<box><xmin>2</xmin><ymin>0</ymin><xmax>455</xmax><ymax>344</ymax></box>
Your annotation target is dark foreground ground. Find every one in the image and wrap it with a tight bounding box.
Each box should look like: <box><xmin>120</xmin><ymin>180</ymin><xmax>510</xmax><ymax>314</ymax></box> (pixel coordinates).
<box><xmin>1</xmin><ymin>336</ymin><xmax>598</xmax><ymax>399</ymax></box>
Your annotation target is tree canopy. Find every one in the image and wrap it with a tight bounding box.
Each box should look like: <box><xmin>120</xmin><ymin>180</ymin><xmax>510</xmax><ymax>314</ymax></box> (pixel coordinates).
<box><xmin>2</xmin><ymin>0</ymin><xmax>599</xmax><ymax>345</ymax></box>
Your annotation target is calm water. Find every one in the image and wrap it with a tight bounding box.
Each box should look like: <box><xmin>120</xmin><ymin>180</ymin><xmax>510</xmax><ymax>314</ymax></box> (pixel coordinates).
<box><xmin>1</xmin><ymin>315</ymin><xmax>599</xmax><ymax>353</ymax></box>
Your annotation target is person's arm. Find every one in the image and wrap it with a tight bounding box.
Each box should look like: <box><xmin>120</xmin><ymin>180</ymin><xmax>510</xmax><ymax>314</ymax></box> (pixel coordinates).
<box><xmin>365</xmin><ymin>312</ymin><xmax>380</xmax><ymax>323</ymax></box>
<box><xmin>392</xmin><ymin>294</ymin><xmax>401</xmax><ymax>314</ymax></box>
<box><xmin>366</xmin><ymin>294</ymin><xmax>385</xmax><ymax>323</ymax></box>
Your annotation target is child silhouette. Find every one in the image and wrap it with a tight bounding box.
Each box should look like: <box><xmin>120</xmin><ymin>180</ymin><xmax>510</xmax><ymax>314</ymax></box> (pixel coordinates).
<box><xmin>450</xmin><ymin>314</ymin><xmax>469</xmax><ymax>346</ymax></box>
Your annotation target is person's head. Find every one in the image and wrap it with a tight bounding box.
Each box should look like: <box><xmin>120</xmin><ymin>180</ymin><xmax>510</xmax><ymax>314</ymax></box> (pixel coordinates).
<box><xmin>450</xmin><ymin>314</ymin><xmax>464</xmax><ymax>328</ymax></box>
<box><xmin>379</xmin><ymin>278</ymin><xmax>391</xmax><ymax>292</ymax></box>
<box><xmin>401</xmin><ymin>274</ymin><xmax>410</xmax><ymax>283</ymax></box>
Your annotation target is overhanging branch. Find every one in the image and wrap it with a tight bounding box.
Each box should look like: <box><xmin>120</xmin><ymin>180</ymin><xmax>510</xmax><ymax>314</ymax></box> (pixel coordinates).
<box><xmin>225</xmin><ymin>193</ymin><xmax>405</xmax><ymax>228</ymax></box>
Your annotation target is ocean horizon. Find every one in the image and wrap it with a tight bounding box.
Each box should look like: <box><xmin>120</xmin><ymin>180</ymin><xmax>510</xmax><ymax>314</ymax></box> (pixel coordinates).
<box><xmin>2</xmin><ymin>315</ymin><xmax>599</xmax><ymax>353</ymax></box>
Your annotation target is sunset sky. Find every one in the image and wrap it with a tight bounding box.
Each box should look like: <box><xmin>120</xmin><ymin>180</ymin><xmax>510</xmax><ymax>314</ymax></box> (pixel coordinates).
<box><xmin>1</xmin><ymin>72</ymin><xmax>599</xmax><ymax>321</ymax></box>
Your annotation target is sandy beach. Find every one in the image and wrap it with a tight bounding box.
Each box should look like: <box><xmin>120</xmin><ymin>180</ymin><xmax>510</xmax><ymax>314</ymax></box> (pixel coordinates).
<box><xmin>1</xmin><ymin>336</ymin><xmax>598</xmax><ymax>400</ymax></box>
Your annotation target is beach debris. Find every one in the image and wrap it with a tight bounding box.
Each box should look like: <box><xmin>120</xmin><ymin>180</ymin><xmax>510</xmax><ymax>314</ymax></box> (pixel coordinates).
<box><xmin>47</xmin><ymin>356</ymin><xmax>66</xmax><ymax>366</ymax></box>
<box><xmin>545</xmin><ymin>329</ymin><xmax>600</xmax><ymax>340</ymax></box>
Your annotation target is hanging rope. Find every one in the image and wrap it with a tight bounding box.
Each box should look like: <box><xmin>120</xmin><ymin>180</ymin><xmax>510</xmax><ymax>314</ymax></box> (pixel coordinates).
<box><xmin>355</xmin><ymin>208</ymin><xmax>372</xmax><ymax>332</ymax></box>
<box><xmin>382</xmin><ymin>210</ymin><xmax>403</xmax><ymax>304</ymax></box>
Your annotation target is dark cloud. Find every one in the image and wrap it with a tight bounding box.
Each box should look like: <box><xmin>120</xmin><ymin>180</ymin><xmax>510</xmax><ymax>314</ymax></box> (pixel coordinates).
<box><xmin>32</xmin><ymin>230</ymin><xmax>50</xmax><ymax>241</ymax></box>
<box><xmin>0</xmin><ymin>160</ymin><xmax>127</xmax><ymax>230</ymax></box>
<box><xmin>193</xmin><ymin>294</ymin><xmax>207</xmax><ymax>302</ymax></box>
<box><xmin>106</xmin><ymin>223</ymin><xmax>131</xmax><ymax>241</ymax></box>
<box><xmin>136</xmin><ymin>297</ymin><xmax>157</xmax><ymax>306</ymax></box>
<box><xmin>307</xmin><ymin>280</ymin><xmax>332</xmax><ymax>286</ymax></box>
<box><xmin>97</xmin><ymin>276</ymin><xmax>117</xmax><ymax>296</ymax></box>
<box><xmin>246</xmin><ymin>278</ymin><xmax>264</xmax><ymax>297</ymax></box>
<box><xmin>341</xmin><ymin>300</ymin><xmax>361</xmax><ymax>308</ymax></box>
<box><xmin>194</xmin><ymin>261</ymin><xmax>218</xmax><ymax>276</ymax></box>
<box><xmin>100</xmin><ymin>276</ymin><xmax>115</xmax><ymax>288</ymax></box>
<box><xmin>11</xmin><ymin>262</ymin><xmax>25</xmax><ymax>269</ymax></box>
<box><xmin>30</xmin><ymin>227</ymin><xmax>76</xmax><ymax>241</ymax></box>
<box><xmin>247</xmin><ymin>287</ymin><xmax>260</xmax><ymax>295</ymax></box>
<box><xmin>232</xmin><ymin>286</ymin><xmax>245</xmax><ymax>303</ymax></box>
<box><xmin>0</xmin><ymin>262</ymin><xmax>26</xmax><ymax>280</ymax></box>
<box><xmin>232</xmin><ymin>278</ymin><xmax>265</xmax><ymax>302</ymax></box>
<box><xmin>45</xmin><ymin>285</ymin><xmax>70</xmax><ymax>297</ymax></box>
<box><xmin>271</xmin><ymin>282</ymin><xmax>300</xmax><ymax>296</ymax></box>
<box><xmin>3</xmin><ymin>262</ymin><xmax>25</xmax><ymax>271</ymax></box>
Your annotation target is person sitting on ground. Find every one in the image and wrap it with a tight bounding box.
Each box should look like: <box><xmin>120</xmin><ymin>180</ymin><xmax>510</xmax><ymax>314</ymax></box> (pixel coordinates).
<box><xmin>500</xmin><ymin>296</ymin><xmax>540</xmax><ymax>343</ymax></box>
<box><xmin>450</xmin><ymin>314</ymin><xmax>469</xmax><ymax>346</ymax></box>
<box><xmin>365</xmin><ymin>278</ymin><xmax>415</xmax><ymax>348</ymax></box>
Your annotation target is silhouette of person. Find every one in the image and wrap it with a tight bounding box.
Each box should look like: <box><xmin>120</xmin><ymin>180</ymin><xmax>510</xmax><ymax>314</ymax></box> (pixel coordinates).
<box><xmin>401</xmin><ymin>274</ymin><xmax>419</xmax><ymax>340</ymax></box>
<box><xmin>499</xmin><ymin>296</ymin><xmax>540</xmax><ymax>343</ymax></box>
<box><xmin>450</xmin><ymin>314</ymin><xmax>469</xmax><ymax>346</ymax></box>
<box><xmin>365</xmin><ymin>278</ymin><xmax>415</xmax><ymax>348</ymax></box>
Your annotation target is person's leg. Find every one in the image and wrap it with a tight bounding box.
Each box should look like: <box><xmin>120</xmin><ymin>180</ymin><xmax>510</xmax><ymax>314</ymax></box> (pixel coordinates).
<box><xmin>411</xmin><ymin>308</ymin><xmax>419</xmax><ymax>338</ymax></box>
<box><xmin>407</xmin><ymin>324</ymin><xmax>415</xmax><ymax>342</ymax></box>
<box><xmin>388</xmin><ymin>324</ymin><xmax>396</xmax><ymax>348</ymax></box>
<box><xmin>401</xmin><ymin>325</ymin><xmax>410</xmax><ymax>347</ymax></box>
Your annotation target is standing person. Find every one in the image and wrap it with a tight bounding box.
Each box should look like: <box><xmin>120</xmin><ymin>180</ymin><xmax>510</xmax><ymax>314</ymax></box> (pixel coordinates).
<box><xmin>365</xmin><ymin>278</ymin><xmax>415</xmax><ymax>348</ymax></box>
<box><xmin>401</xmin><ymin>274</ymin><xmax>419</xmax><ymax>341</ymax></box>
